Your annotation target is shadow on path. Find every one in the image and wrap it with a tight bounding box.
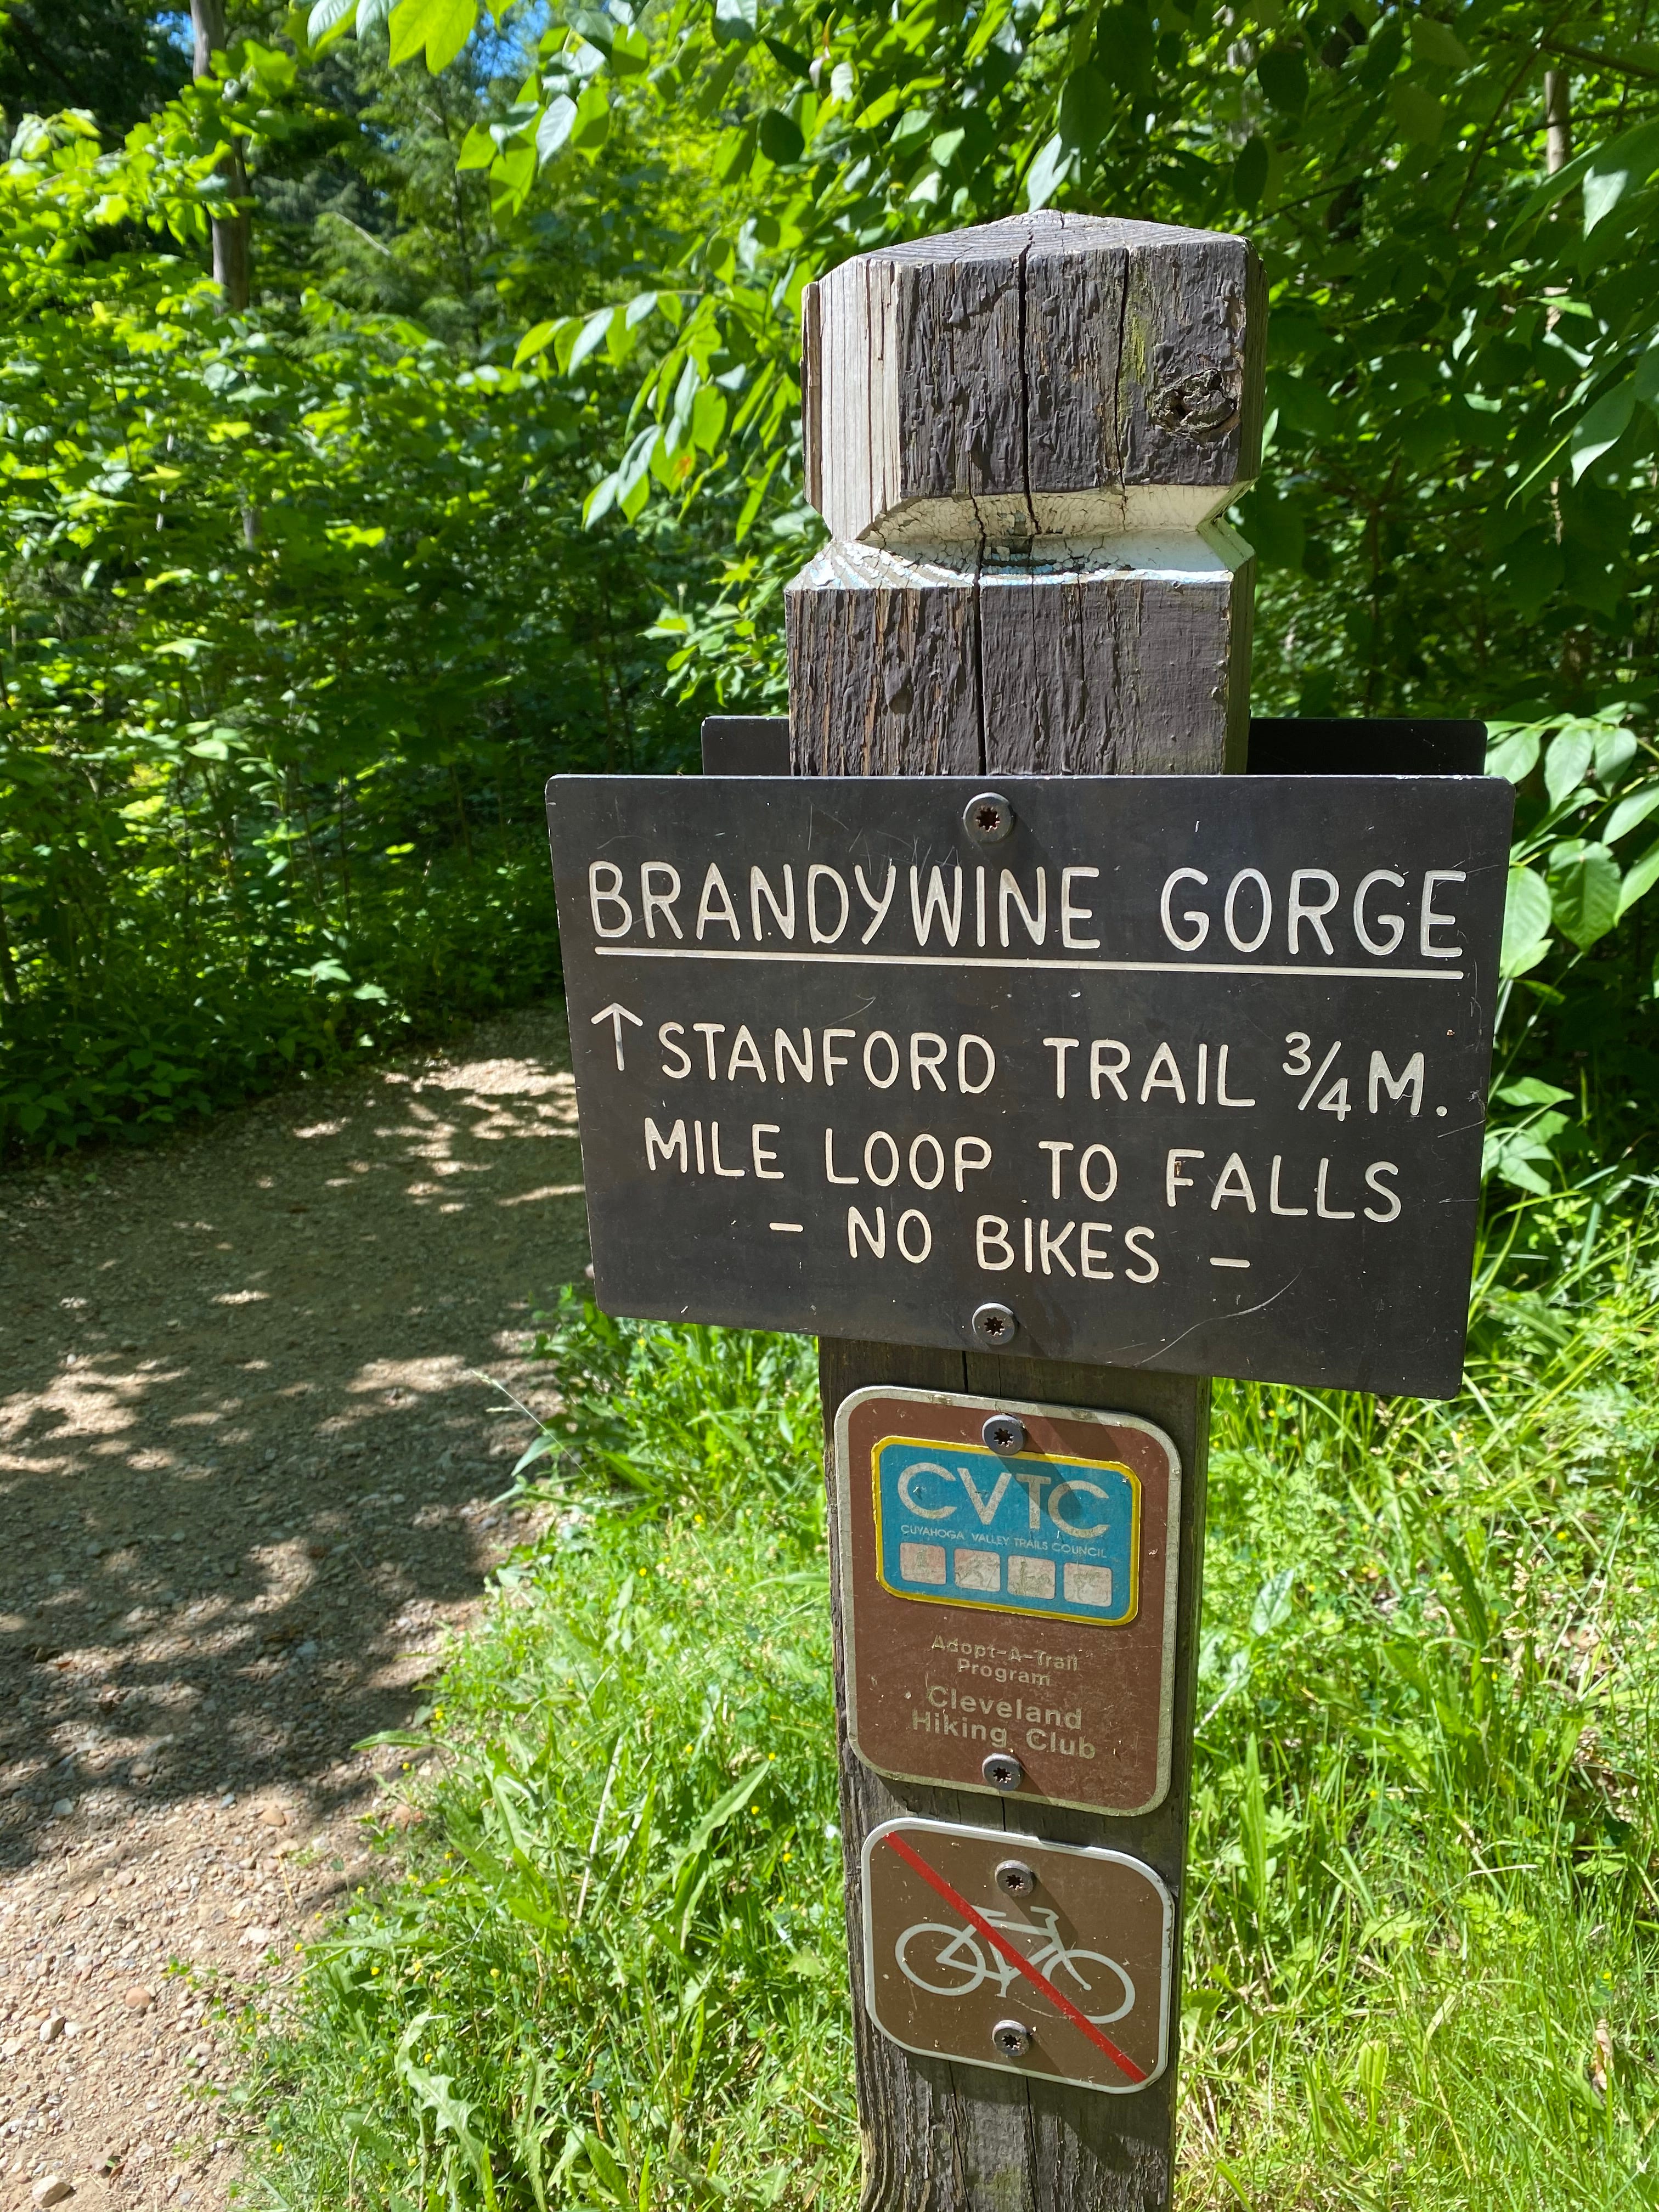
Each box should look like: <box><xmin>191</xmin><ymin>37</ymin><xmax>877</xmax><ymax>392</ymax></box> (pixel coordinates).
<box><xmin>0</xmin><ymin>1001</ymin><xmax>589</xmax><ymax>1868</ymax></box>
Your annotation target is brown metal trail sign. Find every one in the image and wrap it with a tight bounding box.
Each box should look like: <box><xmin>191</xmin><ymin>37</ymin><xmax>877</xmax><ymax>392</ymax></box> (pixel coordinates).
<box><xmin>547</xmin><ymin>213</ymin><xmax>1503</xmax><ymax>2212</ymax></box>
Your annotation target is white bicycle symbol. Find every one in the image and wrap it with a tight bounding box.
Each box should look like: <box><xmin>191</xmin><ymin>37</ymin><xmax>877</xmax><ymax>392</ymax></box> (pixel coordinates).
<box><xmin>894</xmin><ymin>1904</ymin><xmax>1136</xmax><ymax>2024</ymax></box>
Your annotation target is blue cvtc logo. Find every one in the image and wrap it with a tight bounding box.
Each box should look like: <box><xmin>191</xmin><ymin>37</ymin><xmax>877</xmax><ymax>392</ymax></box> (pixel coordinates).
<box><xmin>873</xmin><ymin>1437</ymin><xmax>1140</xmax><ymax>1627</ymax></box>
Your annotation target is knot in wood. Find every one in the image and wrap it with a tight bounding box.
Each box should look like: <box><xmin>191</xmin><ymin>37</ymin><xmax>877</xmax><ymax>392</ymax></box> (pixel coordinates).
<box><xmin>1148</xmin><ymin>365</ymin><xmax>1238</xmax><ymax>439</ymax></box>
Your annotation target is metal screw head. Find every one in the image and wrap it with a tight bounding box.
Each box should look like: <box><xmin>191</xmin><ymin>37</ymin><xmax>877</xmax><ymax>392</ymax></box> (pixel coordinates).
<box><xmin>971</xmin><ymin>1302</ymin><xmax>1018</xmax><ymax>1348</ymax></box>
<box><xmin>963</xmin><ymin>792</ymin><xmax>1015</xmax><ymax>846</ymax></box>
<box><xmin>995</xmin><ymin>1859</ymin><xmax>1037</xmax><ymax>1899</ymax></box>
<box><xmin>982</xmin><ymin>1752</ymin><xmax>1024</xmax><ymax>1791</ymax></box>
<box><xmin>991</xmin><ymin>2019</ymin><xmax>1034</xmax><ymax>2058</ymax></box>
<box><xmin>981</xmin><ymin>1413</ymin><xmax>1026</xmax><ymax>1454</ymax></box>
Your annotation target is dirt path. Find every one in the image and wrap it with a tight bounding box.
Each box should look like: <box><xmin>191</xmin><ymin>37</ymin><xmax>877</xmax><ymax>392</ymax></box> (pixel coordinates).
<box><xmin>0</xmin><ymin>1005</ymin><xmax>589</xmax><ymax>2211</ymax></box>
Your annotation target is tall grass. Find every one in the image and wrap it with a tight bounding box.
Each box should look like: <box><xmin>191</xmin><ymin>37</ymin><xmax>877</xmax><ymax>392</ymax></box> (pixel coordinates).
<box><xmin>239</xmin><ymin>1189</ymin><xmax>1659</xmax><ymax>2210</ymax></box>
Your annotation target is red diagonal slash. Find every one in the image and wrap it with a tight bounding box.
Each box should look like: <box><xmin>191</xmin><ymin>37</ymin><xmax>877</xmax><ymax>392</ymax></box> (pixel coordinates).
<box><xmin>882</xmin><ymin>1830</ymin><xmax>1147</xmax><ymax>2084</ymax></box>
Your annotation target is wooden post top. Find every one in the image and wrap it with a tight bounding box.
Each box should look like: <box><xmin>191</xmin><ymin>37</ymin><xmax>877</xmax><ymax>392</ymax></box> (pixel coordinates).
<box><xmin>802</xmin><ymin>211</ymin><xmax>1266</xmax><ymax>549</ymax></box>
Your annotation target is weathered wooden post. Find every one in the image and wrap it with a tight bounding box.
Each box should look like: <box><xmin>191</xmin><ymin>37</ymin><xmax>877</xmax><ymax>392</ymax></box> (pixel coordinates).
<box><xmin>787</xmin><ymin>213</ymin><xmax>1262</xmax><ymax>2212</ymax></box>
<box><xmin>545</xmin><ymin>213</ymin><xmax>1511</xmax><ymax>2212</ymax></box>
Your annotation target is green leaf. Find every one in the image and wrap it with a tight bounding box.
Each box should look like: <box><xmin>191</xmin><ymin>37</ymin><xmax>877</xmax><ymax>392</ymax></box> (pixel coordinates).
<box><xmin>1485</xmin><ymin>726</ymin><xmax>1541</xmax><ymax>783</ymax></box>
<box><xmin>581</xmin><ymin>2131</ymin><xmax>628</xmax><ymax>2204</ymax></box>
<box><xmin>1093</xmin><ymin>4</ymin><xmax>1155</xmax><ymax>96</ymax></box>
<box><xmin>1605</xmin><ymin>786</ymin><xmax>1659</xmax><ymax>844</ymax></box>
<box><xmin>456</xmin><ymin>120</ymin><xmax>494</xmax><ymax>169</ymax></box>
<box><xmin>757</xmin><ymin>109</ymin><xmax>804</xmax><ymax>165</ymax></box>
<box><xmin>1582</xmin><ymin>116</ymin><xmax>1659</xmax><ymax>233</ymax></box>
<box><xmin>1617</xmin><ymin>836</ymin><xmax>1659</xmax><ymax>919</ymax></box>
<box><xmin>1496</xmin><ymin>1077</ymin><xmax>1572</xmax><ymax>1108</ymax></box>
<box><xmin>1389</xmin><ymin>81</ymin><xmax>1444</xmax><ymax>144</ymax></box>
<box><xmin>1550</xmin><ymin>843</ymin><xmax>1621</xmax><ymax>949</ymax></box>
<box><xmin>1025</xmin><ymin>133</ymin><xmax>1075</xmax><ymax>210</ymax></box>
<box><xmin>1237</xmin><ymin>485</ymin><xmax>1303</xmax><ymax>571</ymax></box>
<box><xmin>691</xmin><ymin>385</ymin><xmax>728</xmax><ymax>453</ymax></box>
<box><xmin>1257</xmin><ymin>47</ymin><xmax>1307</xmax><ymax>114</ymax></box>
<box><xmin>609</xmin><ymin>22</ymin><xmax>648</xmax><ymax>75</ymax></box>
<box><xmin>568</xmin><ymin>306</ymin><xmax>617</xmax><ymax>373</ymax></box>
<box><xmin>1569</xmin><ymin>381</ymin><xmax>1635</xmax><ymax>483</ymax></box>
<box><xmin>1409</xmin><ymin>17</ymin><xmax>1470</xmax><ymax>69</ymax></box>
<box><xmin>1058</xmin><ymin>64</ymin><xmax>1113</xmax><ymax>150</ymax></box>
<box><xmin>1500</xmin><ymin>866</ymin><xmax>1552</xmax><ymax>974</ymax></box>
<box><xmin>1544</xmin><ymin>727</ymin><xmax>1593</xmax><ymax>808</ymax></box>
<box><xmin>1232</xmin><ymin>134</ymin><xmax>1267</xmax><ymax>207</ymax></box>
<box><xmin>513</xmin><ymin>318</ymin><xmax>561</xmax><ymax>368</ymax></box>
<box><xmin>570</xmin><ymin>81</ymin><xmax>610</xmax><ymax>152</ymax></box>
<box><xmin>713</xmin><ymin>121</ymin><xmax>756</xmax><ymax>181</ymax></box>
<box><xmin>536</xmin><ymin>95</ymin><xmax>578</xmax><ymax>163</ymax></box>
<box><xmin>307</xmin><ymin>0</ymin><xmax>357</xmax><ymax>50</ymax></box>
<box><xmin>712</xmin><ymin>0</ymin><xmax>757</xmax><ymax>44</ymax></box>
<box><xmin>763</xmin><ymin>34</ymin><xmax>813</xmax><ymax>77</ymax></box>
<box><xmin>1594</xmin><ymin>727</ymin><xmax>1638</xmax><ymax>781</ymax></box>
<box><xmin>387</xmin><ymin>0</ymin><xmax>474</xmax><ymax>71</ymax></box>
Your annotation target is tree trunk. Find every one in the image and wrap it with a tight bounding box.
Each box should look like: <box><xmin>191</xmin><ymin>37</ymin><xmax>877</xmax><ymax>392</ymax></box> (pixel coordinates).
<box><xmin>188</xmin><ymin>0</ymin><xmax>252</xmax><ymax>311</ymax></box>
<box><xmin>1544</xmin><ymin>69</ymin><xmax>1572</xmax><ymax>174</ymax></box>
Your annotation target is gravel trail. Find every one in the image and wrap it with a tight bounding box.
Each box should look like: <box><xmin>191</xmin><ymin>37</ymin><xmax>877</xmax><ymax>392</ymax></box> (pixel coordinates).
<box><xmin>0</xmin><ymin>1005</ymin><xmax>588</xmax><ymax>2211</ymax></box>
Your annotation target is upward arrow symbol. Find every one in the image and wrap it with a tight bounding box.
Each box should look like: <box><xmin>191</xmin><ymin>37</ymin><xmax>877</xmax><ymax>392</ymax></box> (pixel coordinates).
<box><xmin>591</xmin><ymin>1001</ymin><xmax>644</xmax><ymax>1070</ymax></box>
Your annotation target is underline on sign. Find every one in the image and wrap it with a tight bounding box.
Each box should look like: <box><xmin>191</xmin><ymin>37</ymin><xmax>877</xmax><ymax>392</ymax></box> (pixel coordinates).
<box><xmin>593</xmin><ymin>946</ymin><xmax>1465</xmax><ymax>982</ymax></box>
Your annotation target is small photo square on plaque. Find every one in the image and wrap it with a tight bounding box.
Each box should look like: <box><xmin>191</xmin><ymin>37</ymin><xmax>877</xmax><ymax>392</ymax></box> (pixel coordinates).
<box><xmin>953</xmin><ymin>1548</ymin><xmax>1001</xmax><ymax>1593</ymax></box>
<box><xmin>1008</xmin><ymin>1555</ymin><xmax>1057</xmax><ymax>1599</ymax></box>
<box><xmin>1065</xmin><ymin>1561</ymin><xmax>1115</xmax><ymax>1608</ymax></box>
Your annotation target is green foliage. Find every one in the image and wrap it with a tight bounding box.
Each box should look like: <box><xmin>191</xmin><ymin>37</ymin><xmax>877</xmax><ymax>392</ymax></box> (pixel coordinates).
<box><xmin>359</xmin><ymin>0</ymin><xmax>1659</xmax><ymax>730</ymax></box>
<box><xmin>0</xmin><ymin>72</ymin><xmax>699</xmax><ymax>1157</ymax></box>
<box><xmin>1478</xmin><ymin>706</ymin><xmax>1659</xmax><ymax>1195</ymax></box>
<box><xmin>0</xmin><ymin>0</ymin><xmax>188</xmax><ymax>138</ymax></box>
<box><xmin>244</xmin><ymin>1183</ymin><xmax>1659</xmax><ymax>2207</ymax></box>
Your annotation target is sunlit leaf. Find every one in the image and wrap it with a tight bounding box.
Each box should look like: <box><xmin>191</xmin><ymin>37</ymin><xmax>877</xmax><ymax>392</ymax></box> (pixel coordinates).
<box><xmin>1025</xmin><ymin>133</ymin><xmax>1074</xmax><ymax>211</ymax></box>
<box><xmin>1582</xmin><ymin>116</ymin><xmax>1659</xmax><ymax>233</ymax></box>
<box><xmin>387</xmin><ymin>0</ymin><xmax>475</xmax><ymax>72</ymax></box>
<box><xmin>1617</xmin><ymin>837</ymin><xmax>1659</xmax><ymax>919</ymax></box>
<box><xmin>712</xmin><ymin>0</ymin><xmax>757</xmax><ymax>44</ymax></box>
<box><xmin>536</xmin><ymin>96</ymin><xmax>578</xmax><ymax>164</ymax></box>
<box><xmin>1500</xmin><ymin>867</ymin><xmax>1552</xmax><ymax>975</ymax></box>
<box><xmin>307</xmin><ymin>0</ymin><xmax>357</xmax><ymax>51</ymax></box>
<box><xmin>1605</xmin><ymin>787</ymin><xmax>1659</xmax><ymax>844</ymax></box>
<box><xmin>1485</xmin><ymin>726</ymin><xmax>1541</xmax><ymax>784</ymax></box>
<box><xmin>1544</xmin><ymin>727</ymin><xmax>1594</xmax><ymax>809</ymax></box>
<box><xmin>1569</xmin><ymin>381</ymin><xmax>1635</xmax><ymax>482</ymax></box>
<box><xmin>1549</xmin><ymin>844</ymin><xmax>1621</xmax><ymax>950</ymax></box>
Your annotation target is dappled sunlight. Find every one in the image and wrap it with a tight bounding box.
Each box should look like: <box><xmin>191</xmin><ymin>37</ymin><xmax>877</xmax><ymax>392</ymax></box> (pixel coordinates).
<box><xmin>0</xmin><ymin>1005</ymin><xmax>589</xmax><ymax>1873</ymax></box>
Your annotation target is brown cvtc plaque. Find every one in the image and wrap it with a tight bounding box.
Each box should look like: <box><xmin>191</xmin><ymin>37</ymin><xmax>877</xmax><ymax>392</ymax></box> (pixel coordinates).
<box><xmin>861</xmin><ymin>1818</ymin><xmax>1173</xmax><ymax>2094</ymax></box>
<box><xmin>833</xmin><ymin>1387</ymin><xmax>1180</xmax><ymax>1815</ymax></box>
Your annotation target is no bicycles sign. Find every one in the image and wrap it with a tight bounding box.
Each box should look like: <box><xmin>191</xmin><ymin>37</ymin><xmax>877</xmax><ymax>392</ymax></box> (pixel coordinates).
<box><xmin>860</xmin><ymin>1817</ymin><xmax>1173</xmax><ymax>2095</ymax></box>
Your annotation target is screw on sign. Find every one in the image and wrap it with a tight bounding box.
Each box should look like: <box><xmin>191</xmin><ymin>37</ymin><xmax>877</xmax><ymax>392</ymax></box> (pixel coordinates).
<box><xmin>861</xmin><ymin>1819</ymin><xmax>1173</xmax><ymax>2097</ymax></box>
